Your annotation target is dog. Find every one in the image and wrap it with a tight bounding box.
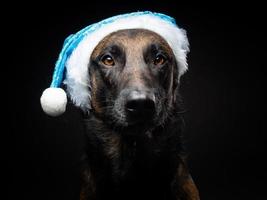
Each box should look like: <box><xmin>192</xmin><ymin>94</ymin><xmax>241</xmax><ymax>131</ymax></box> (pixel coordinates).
<box><xmin>79</xmin><ymin>29</ymin><xmax>200</xmax><ymax>200</ymax></box>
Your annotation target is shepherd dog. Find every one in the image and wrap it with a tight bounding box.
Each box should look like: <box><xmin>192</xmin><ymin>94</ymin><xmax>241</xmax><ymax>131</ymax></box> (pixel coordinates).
<box><xmin>79</xmin><ymin>29</ymin><xmax>200</xmax><ymax>200</ymax></box>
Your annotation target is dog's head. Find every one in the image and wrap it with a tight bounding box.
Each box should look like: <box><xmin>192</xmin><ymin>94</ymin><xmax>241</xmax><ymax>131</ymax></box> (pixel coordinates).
<box><xmin>89</xmin><ymin>29</ymin><xmax>181</xmax><ymax>128</ymax></box>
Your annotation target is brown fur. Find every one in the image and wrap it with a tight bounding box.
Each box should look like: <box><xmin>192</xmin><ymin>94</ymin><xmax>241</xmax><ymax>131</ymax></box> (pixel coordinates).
<box><xmin>90</xmin><ymin>73</ymin><xmax>103</xmax><ymax>114</ymax></box>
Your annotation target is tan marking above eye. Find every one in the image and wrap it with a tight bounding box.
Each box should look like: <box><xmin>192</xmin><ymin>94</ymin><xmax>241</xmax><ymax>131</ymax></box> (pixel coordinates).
<box><xmin>101</xmin><ymin>55</ymin><xmax>115</xmax><ymax>66</ymax></box>
<box><xmin>154</xmin><ymin>54</ymin><xmax>166</xmax><ymax>65</ymax></box>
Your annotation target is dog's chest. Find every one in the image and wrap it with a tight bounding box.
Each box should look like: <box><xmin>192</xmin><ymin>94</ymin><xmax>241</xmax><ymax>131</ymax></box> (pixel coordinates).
<box><xmin>101</xmin><ymin>133</ymin><xmax>175</xmax><ymax>181</ymax></box>
<box><xmin>84</xmin><ymin>118</ymin><xmax>182</xmax><ymax>200</ymax></box>
<box><xmin>86</xmin><ymin>121</ymin><xmax>179</xmax><ymax>180</ymax></box>
<box><xmin>96</xmin><ymin>136</ymin><xmax>175</xmax><ymax>199</ymax></box>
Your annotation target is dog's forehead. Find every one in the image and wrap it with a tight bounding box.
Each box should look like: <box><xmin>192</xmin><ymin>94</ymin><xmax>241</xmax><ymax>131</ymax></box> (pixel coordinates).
<box><xmin>91</xmin><ymin>29</ymin><xmax>173</xmax><ymax>57</ymax></box>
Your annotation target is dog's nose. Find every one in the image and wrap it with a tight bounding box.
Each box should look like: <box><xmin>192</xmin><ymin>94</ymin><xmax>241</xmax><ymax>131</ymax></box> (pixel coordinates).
<box><xmin>126</xmin><ymin>91</ymin><xmax>155</xmax><ymax>117</ymax></box>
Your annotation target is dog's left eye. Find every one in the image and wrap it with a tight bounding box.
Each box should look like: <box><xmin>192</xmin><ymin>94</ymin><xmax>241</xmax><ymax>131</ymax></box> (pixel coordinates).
<box><xmin>101</xmin><ymin>55</ymin><xmax>115</xmax><ymax>66</ymax></box>
<box><xmin>154</xmin><ymin>54</ymin><xmax>166</xmax><ymax>66</ymax></box>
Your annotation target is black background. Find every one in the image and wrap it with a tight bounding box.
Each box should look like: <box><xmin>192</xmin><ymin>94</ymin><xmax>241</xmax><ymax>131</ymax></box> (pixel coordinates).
<box><xmin>7</xmin><ymin>1</ymin><xmax>266</xmax><ymax>200</ymax></box>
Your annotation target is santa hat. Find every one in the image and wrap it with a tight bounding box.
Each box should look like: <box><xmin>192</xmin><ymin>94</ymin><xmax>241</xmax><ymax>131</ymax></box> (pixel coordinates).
<box><xmin>40</xmin><ymin>11</ymin><xmax>189</xmax><ymax>117</ymax></box>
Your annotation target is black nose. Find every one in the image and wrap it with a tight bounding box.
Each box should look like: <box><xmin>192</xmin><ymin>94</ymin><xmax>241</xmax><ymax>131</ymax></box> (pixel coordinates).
<box><xmin>126</xmin><ymin>91</ymin><xmax>155</xmax><ymax>117</ymax></box>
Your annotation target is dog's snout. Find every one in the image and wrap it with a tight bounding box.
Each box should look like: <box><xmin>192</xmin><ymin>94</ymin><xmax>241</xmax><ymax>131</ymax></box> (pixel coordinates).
<box><xmin>126</xmin><ymin>91</ymin><xmax>155</xmax><ymax>117</ymax></box>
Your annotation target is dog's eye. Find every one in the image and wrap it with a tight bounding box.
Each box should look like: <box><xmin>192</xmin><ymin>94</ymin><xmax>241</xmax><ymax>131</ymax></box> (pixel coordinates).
<box><xmin>101</xmin><ymin>55</ymin><xmax>115</xmax><ymax>66</ymax></box>
<box><xmin>154</xmin><ymin>54</ymin><xmax>166</xmax><ymax>66</ymax></box>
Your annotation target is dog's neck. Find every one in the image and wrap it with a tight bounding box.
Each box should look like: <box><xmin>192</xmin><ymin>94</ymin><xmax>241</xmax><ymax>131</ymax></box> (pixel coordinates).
<box><xmin>81</xmin><ymin>111</ymin><xmax>185</xmax><ymax>199</ymax></box>
<box><xmin>83</xmin><ymin>112</ymin><xmax>184</xmax><ymax>164</ymax></box>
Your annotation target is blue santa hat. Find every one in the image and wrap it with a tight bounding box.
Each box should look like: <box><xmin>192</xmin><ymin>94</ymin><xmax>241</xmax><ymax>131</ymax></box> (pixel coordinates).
<box><xmin>40</xmin><ymin>11</ymin><xmax>189</xmax><ymax>116</ymax></box>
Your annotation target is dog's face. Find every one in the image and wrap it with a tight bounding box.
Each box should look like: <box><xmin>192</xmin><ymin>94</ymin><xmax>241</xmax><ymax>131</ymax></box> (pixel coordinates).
<box><xmin>89</xmin><ymin>29</ymin><xmax>179</xmax><ymax>129</ymax></box>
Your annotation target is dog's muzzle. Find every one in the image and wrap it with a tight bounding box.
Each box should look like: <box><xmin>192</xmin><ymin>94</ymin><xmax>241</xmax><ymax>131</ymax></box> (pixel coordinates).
<box><xmin>125</xmin><ymin>90</ymin><xmax>156</xmax><ymax>122</ymax></box>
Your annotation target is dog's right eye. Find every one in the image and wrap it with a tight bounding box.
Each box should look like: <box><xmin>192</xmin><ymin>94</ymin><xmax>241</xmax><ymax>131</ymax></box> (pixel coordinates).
<box><xmin>154</xmin><ymin>54</ymin><xmax>167</xmax><ymax>66</ymax></box>
<box><xmin>101</xmin><ymin>55</ymin><xmax>115</xmax><ymax>66</ymax></box>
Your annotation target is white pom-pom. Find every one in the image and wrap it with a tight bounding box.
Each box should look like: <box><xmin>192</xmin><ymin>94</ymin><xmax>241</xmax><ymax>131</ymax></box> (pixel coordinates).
<box><xmin>40</xmin><ymin>88</ymin><xmax>67</xmax><ymax>117</ymax></box>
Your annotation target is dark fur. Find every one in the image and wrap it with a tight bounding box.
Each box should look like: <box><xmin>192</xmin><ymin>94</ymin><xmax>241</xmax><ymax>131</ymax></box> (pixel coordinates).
<box><xmin>80</xmin><ymin>29</ymin><xmax>200</xmax><ymax>200</ymax></box>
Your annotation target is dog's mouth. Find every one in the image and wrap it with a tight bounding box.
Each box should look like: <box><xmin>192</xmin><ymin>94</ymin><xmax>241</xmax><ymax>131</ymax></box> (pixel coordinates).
<box><xmin>126</xmin><ymin>111</ymin><xmax>155</xmax><ymax>125</ymax></box>
<box><xmin>110</xmin><ymin>111</ymin><xmax>156</xmax><ymax>136</ymax></box>
<box><xmin>111</xmin><ymin>106</ymin><xmax>156</xmax><ymax>127</ymax></box>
